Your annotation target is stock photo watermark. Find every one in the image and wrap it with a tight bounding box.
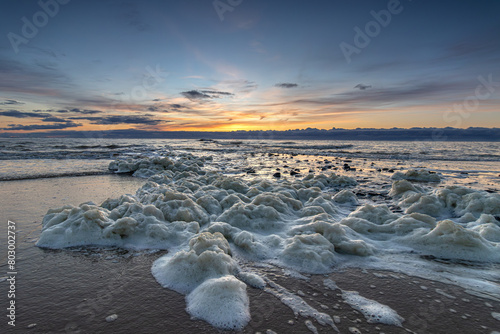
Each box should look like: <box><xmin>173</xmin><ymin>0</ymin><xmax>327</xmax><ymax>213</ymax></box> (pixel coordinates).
<box><xmin>6</xmin><ymin>220</ymin><xmax>17</xmax><ymax>327</ymax></box>
<box><xmin>339</xmin><ymin>0</ymin><xmax>410</xmax><ymax>64</ymax></box>
<box><xmin>213</xmin><ymin>0</ymin><xmax>243</xmax><ymax>21</ymax></box>
<box><xmin>7</xmin><ymin>0</ymin><xmax>71</xmax><ymax>54</ymax></box>
<box><xmin>442</xmin><ymin>74</ymin><xmax>499</xmax><ymax>127</ymax></box>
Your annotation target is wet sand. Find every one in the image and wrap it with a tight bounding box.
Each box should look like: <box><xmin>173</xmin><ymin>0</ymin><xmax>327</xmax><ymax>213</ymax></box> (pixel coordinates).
<box><xmin>1</xmin><ymin>176</ymin><xmax>499</xmax><ymax>334</ymax></box>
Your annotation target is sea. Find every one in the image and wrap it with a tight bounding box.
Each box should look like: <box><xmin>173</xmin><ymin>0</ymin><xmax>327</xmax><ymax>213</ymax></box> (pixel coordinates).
<box><xmin>1</xmin><ymin>138</ymin><xmax>499</xmax><ymax>333</ymax></box>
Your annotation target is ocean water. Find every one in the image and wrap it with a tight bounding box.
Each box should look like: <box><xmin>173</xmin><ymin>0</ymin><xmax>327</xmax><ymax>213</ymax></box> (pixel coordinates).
<box><xmin>1</xmin><ymin>138</ymin><xmax>500</xmax><ymax>332</ymax></box>
<box><xmin>1</xmin><ymin>138</ymin><xmax>499</xmax><ymax>180</ymax></box>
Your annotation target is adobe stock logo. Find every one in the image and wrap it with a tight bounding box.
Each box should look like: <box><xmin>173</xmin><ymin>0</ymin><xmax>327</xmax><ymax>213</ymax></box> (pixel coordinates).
<box><xmin>213</xmin><ymin>0</ymin><xmax>243</xmax><ymax>22</ymax></box>
<box><xmin>7</xmin><ymin>0</ymin><xmax>71</xmax><ymax>54</ymax></box>
<box><xmin>339</xmin><ymin>0</ymin><xmax>409</xmax><ymax>64</ymax></box>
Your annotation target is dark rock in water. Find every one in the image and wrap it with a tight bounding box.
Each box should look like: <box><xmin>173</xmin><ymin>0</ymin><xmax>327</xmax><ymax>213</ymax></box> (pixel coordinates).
<box><xmin>388</xmin><ymin>169</ymin><xmax>394</xmax><ymax>173</ymax></box>
<box><xmin>343</xmin><ymin>163</ymin><xmax>351</xmax><ymax>171</ymax></box>
<box><xmin>349</xmin><ymin>167</ymin><xmax>356</xmax><ymax>171</ymax></box>
<box><xmin>382</xmin><ymin>168</ymin><xmax>389</xmax><ymax>171</ymax></box>
<box><xmin>273</xmin><ymin>172</ymin><xmax>281</xmax><ymax>178</ymax></box>
<box><xmin>344</xmin><ymin>160</ymin><xmax>352</xmax><ymax>163</ymax></box>
<box><xmin>244</xmin><ymin>168</ymin><xmax>256</xmax><ymax>174</ymax></box>
<box><xmin>321</xmin><ymin>166</ymin><xmax>328</xmax><ymax>171</ymax></box>
<box><xmin>283</xmin><ymin>165</ymin><xmax>289</xmax><ymax>168</ymax></box>
<box><xmin>460</xmin><ymin>172</ymin><xmax>468</xmax><ymax>175</ymax></box>
<box><xmin>290</xmin><ymin>170</ymin><xmax>300</xmax><ymax>176</ymax></box>
<box><xmin>309</xmin><ymin>169</ymin><xmax>314</xmax><ymax>173</ymax></box>
<box><xmin>276</xmin><ymin>168</ymin><xmax>281</xmax><ymax>171</ymax></box>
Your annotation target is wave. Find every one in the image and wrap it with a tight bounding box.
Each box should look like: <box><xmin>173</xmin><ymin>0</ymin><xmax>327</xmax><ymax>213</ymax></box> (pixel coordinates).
<box><xmin>0</xmin><ymin>170</ymin><xmax>111</xmax><ymax>181</ymax></box>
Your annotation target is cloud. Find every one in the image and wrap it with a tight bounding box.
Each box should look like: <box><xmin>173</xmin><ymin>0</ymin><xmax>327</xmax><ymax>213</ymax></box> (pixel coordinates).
<box><xmin>181</xmin><ymin>90</ymin><xmax>234</xmax><ymax>101</ymax></box>
<box><xmin>0</xmin><ymin>110</ymin><xmax>51</xmax><ymax>118</ymax></box>
<box><xmin>41</xmin><ymin>116</ymin><xmax>68</xmax><ymax>123</ymax></box>
<box><xmin>69</xmin><ymin>115</ymin><xmax>166</xmax><ymax>125</ymax></box>
<box><xmin>2</xmin><ymin>121</ymin><xmax>82</xmax><ymax>131</ymax></box>
<box><xmin>200</xmin><ymin>90</ymin><xmax>234</xmax><ymax>96</ymax></box>
<box><xmin>354</xmin><ymin>84</ymin><xmax>372</xmax><ymax>90</ymax></box>
<box><xmin>0</xmin><ymin>99</ymin><xmax>23</xmax><ymax>105</ymax></box>
<box><xmin>169</xmin><ymin>104</ymin><xmax>187</xmax><ymax>110</ymax></box>
<box><xmin>68</xmin><ymin>108</ymin><xmax>104</xmax><ymax>114</ymax></box>
<box><xmin>275</xmin><ymin>83</ymin><xmax>298</xmax><ymax>88</ymax></box>
<box><xmin>181</xmin><ymin>90</ymin><xmax>211</xmax><ymax>100</ymax></box>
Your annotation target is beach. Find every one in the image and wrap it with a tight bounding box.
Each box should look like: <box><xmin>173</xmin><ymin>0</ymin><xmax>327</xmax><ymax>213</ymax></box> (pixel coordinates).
<box><xmin>1</xmin><ymin>139</ymin><xmax>500</xmax><ymax>333</ymax></box>
<box><xmin>2</xmin><ymin>176</ymin><xmax>499</xmax><ymax>334</ymax></box>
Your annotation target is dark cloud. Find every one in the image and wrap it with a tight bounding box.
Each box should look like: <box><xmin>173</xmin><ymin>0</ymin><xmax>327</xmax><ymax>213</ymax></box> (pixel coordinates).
<box><xmin>41</xmin><ymin>116</ymin><xmax>68</xmax><ymax>123</ymax></box>
<box><xmin>2</xmin><ymin>121</ymin><xmax>81</xmax><ymax>131</ymax></box>
<box><xmin>181</xmin><ymin>90</ymin><xmax>234</xmax><ymax>101</ymax></box>
<box><xmin>0</xmin><ymin>110</ymin><xmax>51</xmax><ymax>118</ymax></box>
<box><xmin>0</xmin><ymin>99</ymin><xmax>23</xmax><ymax>105</ymax></box>
<box><xmin>70</xmin><ymin>115</ymin><xmax>166</xmax><ymax>125</ymax></box>
<box><xmin>169</xmin><ymin>104</ymin><xmax>187</xmax><ymax>110</ymax></box>
<box><xmin>354</xmin><ymin>84</ymin><xmax>372</xmax><ymax>90</ymax></box>
<box><xmin>182</xmin><ymin>90</ymin><xmax>211</xmax><ymax>100</ymax></box>
<box><xmin>68</xmin><ymin>108</ymin><xmax>104</xmax><ymax>114</ymax></box>
<box><xmin>200</xmin><ymin>90</ymin><xmax>234</xmax><ymax>96</ymax></box>
<box><xmin>275</xmin><ymin>83</ymin><xmax>298</xmax><ymax>88</ymax></box>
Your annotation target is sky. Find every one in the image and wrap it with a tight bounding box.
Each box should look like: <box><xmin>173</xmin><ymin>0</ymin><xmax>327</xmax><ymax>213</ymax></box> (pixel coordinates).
<box><xmin>0</xmin><ymin>0</ymin><xmax>499</xmax><ymax>134</ymax></box>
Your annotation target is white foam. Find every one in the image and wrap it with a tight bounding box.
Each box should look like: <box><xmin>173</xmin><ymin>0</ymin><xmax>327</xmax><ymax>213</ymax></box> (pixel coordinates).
<box><xmin>391</xmin><ymin>169</ymin><xmax>441</xmax><ymax>182</ymax></box>
<box><xmin>400</xmin><ymin>220</ymin><xmax>500</xmax><ymax>262</ymax></box>
<box><xmin>238</xmin><ymin>272</ymin><xmax>266</xmax><ymax>289</ymax></box>
<box><xmin>152</xmin><ymin>232</ymin><xmax>236</xmax><ymax>294</ymax></box>
<box><xmin>186</xmin><ymin>276</ymin><xmax>250</xmax><ymax>330</ymax></box>
<box><xmin>342</xmin><ymin>290</ymin><xmax>404</xmax><ymax>326</ymax></box>
<box><xmin>37</xmin><ymin>153</ymin><xmax>500</xmax><ymax>330</ymax></box>
<box><xmin>264</xmin><ymin>280</ymin><xmax>338</xmax><ymax>332</ymax></box>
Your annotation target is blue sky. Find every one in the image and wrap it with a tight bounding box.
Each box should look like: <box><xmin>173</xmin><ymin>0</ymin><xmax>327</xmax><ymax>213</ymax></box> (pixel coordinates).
<box><xmin>0</xmin><ymin>0</ymin><xmax>499</xmax><ymax>133</ymax></box>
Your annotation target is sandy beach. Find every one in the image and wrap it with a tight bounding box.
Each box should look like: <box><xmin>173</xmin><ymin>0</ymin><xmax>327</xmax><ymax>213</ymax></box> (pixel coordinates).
<box><xmin>2</xmin><ymin>175</ymin><xmax>499</xmax><ymax>334</ymax></box>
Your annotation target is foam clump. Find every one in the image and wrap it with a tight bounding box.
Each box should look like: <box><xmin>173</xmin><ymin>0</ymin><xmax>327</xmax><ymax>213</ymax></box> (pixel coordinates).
<box><xmin>238</xmin><ymin>272</ymin><xmax>266</xmax><ymax>289</ymax></box>
<box><xmin>153</xmin><ymin>232</ymin><xmax>251</xmax><ymax>330</ymax></box>
<box><xmin>108</xmin><ymin>153</ymin><xmax>208</xmax><ymax>178</ymax></box>
<box><xmin>301</xmin><ymin>173</ymin><xmax>357</xmax><ymax>189</ymax></box>
<box><xmin>289</xmin><ymin>221</ymin><xmax>375</xmax><ymax>256</ymax></box>
<box><xmin>217</xmin><ymin>202</ymin><xmax>283</xmax><ymax>231</ymax></box>
<box><xmin>36</xmin><ymin>199</ymin><xmax>199</xmax><ymax>249</ymax></box>
<box><xmin>467</xmin><ymin>214</ymin><xmax>500</xmax><ymax>243</ymax></box>
<box><xmin>389</xmin><ymin>180</ymin><xmax>424</xmax><ymax>198</ymax></box>
<box><xmin>281</xmin><ymin>233</ymin><xmax>338</xmax><ymax>273</ymax></box>
<box><xmin>186</xmin><ymin>276</ymin><xmax>250</xmax><ymax>330</ymax></box>
<box><xmin>399</xmin><ymin>185</ymin><xmax>500</xmax><ymax>220</ymax></box>
<box><xmin>333</xmin><ymin>190</ymin><xmax>359</xmax><ymax>205</ymax></box>
<box><xmin>402</xmin><ymin>220</ymin><xmax>500</xmax><ymax>262</ymax></box>
<box><xmin>391</xmin><ymin>169</ymin><xmax>441</xmax><ymax>182</ymax></box>
<box><xmin>342</xmin><ymin>291</ymin><xmax>404</xmax><ymax>326</ymax></box>
<box><xmin>152</xmin><ymin>232</ymin><xmax>236</xmax><ymax>293</ymax></box>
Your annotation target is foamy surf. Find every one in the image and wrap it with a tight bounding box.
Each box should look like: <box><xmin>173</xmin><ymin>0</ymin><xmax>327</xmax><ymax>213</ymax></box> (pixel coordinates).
<box><xmin>35</xmin><ymin>151</ymin><xmax>500</xmax><ymax>331</ymax></box>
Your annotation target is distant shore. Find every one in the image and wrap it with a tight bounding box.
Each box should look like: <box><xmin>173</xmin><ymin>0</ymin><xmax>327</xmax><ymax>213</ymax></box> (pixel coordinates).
<box><xmin>1</xmin><ymin>127</ymin><xmax>499</xmax><ymax>141</ymax></box>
